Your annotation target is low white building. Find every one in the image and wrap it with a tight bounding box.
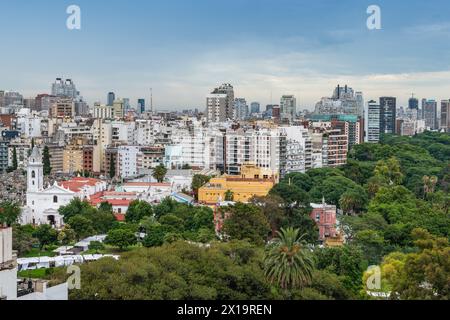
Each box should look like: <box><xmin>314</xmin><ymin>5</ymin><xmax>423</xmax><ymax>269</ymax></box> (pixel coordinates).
<box><xmin>0</xmin><ymin>227</ymin><xmax>16</xmax><ymax>300</ymax></box>
<box><xmin>22</xmin><ymin>147</ymin><xmax>107</xmax><ymax>227</ymax></box>
<box><xmin>0</xmin><ymin>227</ymin><xmax>68</xmax><ymax>300</ymax></box>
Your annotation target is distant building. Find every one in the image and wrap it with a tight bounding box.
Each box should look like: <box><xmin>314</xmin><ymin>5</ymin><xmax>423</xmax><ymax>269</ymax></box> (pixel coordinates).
<box><xmin>93</xmin><ymin>103</ymin><xmax>113</xmax><ymax>119</ymax></box>
<box><xmin>51</xmin><ymin>99</ymin><xmax>75</xmax><ymax>118</ymax></box>
<box><xmin>310</xmin><ymin>200</ymin><xmax>338</xmax><ymax>243</ymax></box>
<box><xmin>107</xmin><ymin>92</ymin><xmax>115</xmax><ymax>106</ymax></box>
<box><xmin>250</xmin><ymin>102</ymin><xmax>260</xmax><ymax>115</ymax></box>
<box><xmin>0</xmin><ymin>140</ymin><xmax>9</xmax><ymax>173</ymax></box>
<box><xmin>113</xmin><ymin>99</ymin><xmax>125</xmax><ymax>119</ymax></box>
<box><xmin>280</xmin><ymin>95</ymin><xmax>297</xmax><ymax>121</ymax></box>
<box><xmin>234</xmin><ymin>98</ymin><xmax>248</xmax><ymax>120</ymax></box>
<box><xmin>315</xmin><ymin>85</ymin><xmax>362</xmax><ymax>116</ymax></box>
<box><xmin>35</xmin><ymin>94</ymin><xmax>58</xmax><ymax>112</ymax></box>
<box><xmin>198</xmin><ymin>164</ymin><xmax>278</xmax><ymax>205</ymax></box>
<box><xmin>22</xmin><ymin>147</ymin><xmax>106</xmax><ymax>227</ymax></box>
<box><xmin>422</xmin><ymin>99</ymin><xmax>438</xmax><ymax>130</ymax></box>
<box><xmin>63</xmin><ymin>145</ymin><xmax>84</xmax><ymax>174</ymax></box>
<box><xmin>137</xmin><ymin>99</ymin><xmax>146</xmax><ymax>114</ymax></box>
<box><xmin>367</xmin><ymin>100</ymin><xmax>381</xmax><ymax>143</ymax></box>
<box><xmin>118</xmin><ymin>146</ymin><xmax>141</xmax><ymax>178</ymax></box>
<box><xmin>51</xmin><ymin>78</ymin><xmax>79</xmax><ymax>99</ymax></box>
<box><xmin>380</xmin><ymin>97</ymin><xmax>396</xmax><ymax>134</ymax></box>
<box><xmin>441</xmin><ymin>100</ymin><xmax>450</xmax><ymax>132</ymax></box>
<box><xmin>408</xmin><ymin>96</ymin><xmax>419</xmax><ymax>110</ymax></box>
<box><xmin>206</xmin><ymin>83</ymin><xmax>234</xmax><ymax>123</ymax></box>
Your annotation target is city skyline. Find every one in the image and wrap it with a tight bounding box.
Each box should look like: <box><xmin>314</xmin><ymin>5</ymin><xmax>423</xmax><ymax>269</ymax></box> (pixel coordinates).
<box><xmin>1</xmin><ymin>0</ymin><xmax>450</xmax><ymax>109</ymax></box>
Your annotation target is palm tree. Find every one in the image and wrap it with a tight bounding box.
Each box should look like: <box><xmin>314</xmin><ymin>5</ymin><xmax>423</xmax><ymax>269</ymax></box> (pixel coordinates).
<box><xmin>152</xmin><ymin>164</ymin><xmax>168</xmax><ymax>183</ymax></box>
<box><xmin>264</xmin><ymin>227</ymin><xmax>315</xmax><ymax>290</ymax></box>
<box><xmin>423</xmin><ymin>175</ymin><xmax>438</xmax><ymax>195</ymax></box>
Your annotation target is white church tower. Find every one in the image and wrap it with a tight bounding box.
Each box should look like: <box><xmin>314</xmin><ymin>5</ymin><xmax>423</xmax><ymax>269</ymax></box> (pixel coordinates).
<box><xmin>27</xmin><ymin>147</ymin><xmax>44</xmax><ymax>192</ymax></box>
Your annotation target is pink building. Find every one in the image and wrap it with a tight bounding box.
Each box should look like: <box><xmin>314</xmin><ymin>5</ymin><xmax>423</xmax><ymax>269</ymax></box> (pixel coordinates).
<box><xmin>310</xmin><ymin>200</ymin><xmax>338</xmax><ymax>242</ymax></box>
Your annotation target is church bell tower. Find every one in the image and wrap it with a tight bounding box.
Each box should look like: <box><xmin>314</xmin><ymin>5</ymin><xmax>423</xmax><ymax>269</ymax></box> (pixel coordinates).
<box><xmin>27</xmin><ymin>146</ymin><xmax>44</xmax><ymax>192</ymax></box>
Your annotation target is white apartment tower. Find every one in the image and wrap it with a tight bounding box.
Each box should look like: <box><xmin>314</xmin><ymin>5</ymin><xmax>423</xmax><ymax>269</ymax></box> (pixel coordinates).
<box><xmin>367</xmin><ymin>100</ymin><xmax>381</xmax><ymax>143</ymax></box>
<box><xmin>280</xmin><ymin>95</ymin><xmax>297</xmax><ymax>122</ymax></box>
<box><xmin>206</xmin><ymin>83</ymin><xmax>234</xmax><ymax>123</ymax></box>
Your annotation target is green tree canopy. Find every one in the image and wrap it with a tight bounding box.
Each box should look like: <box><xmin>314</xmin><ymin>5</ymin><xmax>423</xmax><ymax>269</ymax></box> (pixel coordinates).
<box><xmin>33</xmin><ymin>224</ymin><xmax>58</xmax><ymax>249</ymax></box>
<box><xmin>125</xmin><ymin>200</ymin><xmax>153</xmax><ymax>223</ymax></box>
<box><xmin>222</xmin><ymin>203</ymin><xmax>270</xmax><ymax>246</ymax></box>
<box><xmin>0</xmin><ymin>201</ymin><xmax>21</xmax><ymax>227</ymax></box>
<box><xmin>152</xmin><ymin>164</ymin><xmax>168</xmax><ymax>183</ymax></box>
<box><xmin>191</xmin><ymin>174</ymin><xmax>210</xmax><ymax>200</ymax></box>
<box><xmin>42</xmin><ymin>145</ymin><xmax>52</xmax><ymax>176</ymax></box>
<box><xmin>105</xmin><ymin>228</ymin><xmax>137</xmax><ymax>250</ymax></box>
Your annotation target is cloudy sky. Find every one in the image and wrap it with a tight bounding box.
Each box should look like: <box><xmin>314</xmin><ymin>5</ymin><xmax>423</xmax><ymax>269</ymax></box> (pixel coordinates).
<box><xmin>1</xmin><ymin>0</ymin><xmax>450</xmax><ymax>110</ymax></box>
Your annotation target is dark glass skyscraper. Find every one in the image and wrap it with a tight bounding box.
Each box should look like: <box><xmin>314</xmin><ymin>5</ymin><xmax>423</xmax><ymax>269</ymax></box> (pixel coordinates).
<box><xmin>250</xmin><ymin>102</ymin><xmax>260</xmax><ymax>115</ymax></box>
<box><xmin>107</xmin><ymin>92</ymin><xmax>115</xmax><ymax>106</ymax></box>
<box><xmin>408</xmin><ymin>97</ymin><xmax>419</xmax><ymax>110</ymax></box>
<box><xmin>138</xmin><ymin>99</ymin><xmax>146</xmax><ymax>113</ymax></box>
<box><xmin>380</xmin><ymin>97</ymin><xmax>396</xmax><ymax>134</ymax></box>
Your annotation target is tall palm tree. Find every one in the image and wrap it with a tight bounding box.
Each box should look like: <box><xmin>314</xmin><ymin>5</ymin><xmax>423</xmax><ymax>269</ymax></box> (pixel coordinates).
<box><xmin>423</xmin><ymin>175</ymin><xmax>438</xmax><ymax>195</ymax></box>
<box><xmin>152</xmin><ymin>164</ymin><xmax>168</xmax><ymax>183</ymax></box>
<box><xmin>264</xmin><ymin>227</ymin><xmax>315</xmax><ymax>290</ymax></box>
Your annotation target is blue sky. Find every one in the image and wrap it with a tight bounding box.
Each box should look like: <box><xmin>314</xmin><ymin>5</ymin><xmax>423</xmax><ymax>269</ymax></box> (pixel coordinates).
<box><xmin>1</xmin><ymin>0</ymin><xmax>450</xmax><ymax>110</ymax></box>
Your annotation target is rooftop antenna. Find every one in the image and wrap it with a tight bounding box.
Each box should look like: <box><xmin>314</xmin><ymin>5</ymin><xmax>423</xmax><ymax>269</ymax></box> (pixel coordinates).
<box><xmin>150</xmin><ymin>88</ymin><xmax>154</xmax><ymax>113</ymax></box>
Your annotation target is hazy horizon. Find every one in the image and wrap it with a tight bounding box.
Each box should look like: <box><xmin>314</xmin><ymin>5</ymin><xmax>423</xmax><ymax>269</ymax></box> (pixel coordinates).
<box><xmin>2</xmin><ymin>0</ymin><xmax>450</xmax><ymax>110</ymax></box>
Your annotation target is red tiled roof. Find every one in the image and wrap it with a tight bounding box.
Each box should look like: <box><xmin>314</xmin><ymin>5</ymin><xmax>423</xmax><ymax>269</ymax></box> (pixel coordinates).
<box><xmin>59</xmin><ymin>177</ymin><xmax>104</xmax><ymax>192</ymax></box>
<box><xmin>89</xmin><ymin>192</ymin><xmax>133</xmax><ymax>207</ymax></box>
<box><xmin>104</xmin><ymin>199</ymin><xmax>133</xmax><ymax>206</ymax></box>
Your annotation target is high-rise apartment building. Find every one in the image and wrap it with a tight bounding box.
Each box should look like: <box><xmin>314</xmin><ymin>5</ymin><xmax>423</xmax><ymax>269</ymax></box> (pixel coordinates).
<box><xmin>113</xmin><ymin>99</ymin><xmax>125</xmax><ymax>119</ymax></box>
<box><xmin>380</xmin><ymin>97</ymin><xmax>396</xmax><ymax>134</ymax></box>
<box><xmin>224</xmin><ymin>127</ymin><xmax>285</xmax><ymax>176</ymax></box>
<box><xmin>234</xmin><ymin>98</ymin><xmax>248</xmax><ymax>120</ymax></box>
<box><xmin>51</xmin><ymin>99</ymin><xmax>75</xmax><ymax>118</ymax></box>
<box><xmin>355</xmin><ymin>91</ymin><xmax>364</xmax><ymax>117</ymax></box>
<box><xmin>35</xmin><ymin>94</ymin><xmax>58</xmax><ymax>112</ymax></box>
<box><xmin>118</xmin><ymin>146</ymin><xmax>142</xmax><ymax>178</ymax></box>
<box><xmin>441</xmin><ymin>100</ymin><xmax>450</xmax><ymax>132</ymax></box>
<box><xmin>51</xmin><ymin>78</ymin><xmax>79</xmax><ymax>99</ymax></box>
<box><xmin>206</xmin><ymin>83</ymin><xmax>234</xmax><ymax>123</ymax></box>
<box><xmin>280</xmin><ymin>95</ymin><xmax>297</xmax><ymax>121</ymax></box>
<box><xmin>367</xmin><ymin>100</ymin><xmax>381</xmax><ymax>143</ymax></box>
<box><xmin>315</xmin><ymin>85</ymin><xmax>360</xmax><ymax>116</ymax></box>
<box><xmin>322</xmin><ymin>130</ymin><xmax>348</xmax><ymax>168</ymax></box>
<box><xmin>422</xmin><ymin>99</ymin><xmax>438</xmax><ymax>130</ymax></box>
<box><xmin>93</xmin><ymin>103</ymin><xmax>113</xmax><ymax>119</ymax></box>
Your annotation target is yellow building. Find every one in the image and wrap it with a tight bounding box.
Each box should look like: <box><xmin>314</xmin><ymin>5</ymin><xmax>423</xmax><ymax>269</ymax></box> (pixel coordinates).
<box><xmin>63</xmin><ymin>145</ymin><xmax>83</xmax><ymax>174</ymax></box>
<box><xmin>198</xmin><ymin>164</ymin><xmax>278</xmax><ymax>205</ymax></box>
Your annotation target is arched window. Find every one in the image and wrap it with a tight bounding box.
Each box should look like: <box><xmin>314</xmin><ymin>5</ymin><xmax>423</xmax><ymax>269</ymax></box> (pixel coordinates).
<box><xmin>53</xmin><ymin>196</ymin><xmax>58</xmax><ymax>203</ymax></box>
<box><xmin>31</xmin><ymin>171</ymin><xmax>36</xmax><ymax>178</ymax></box>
